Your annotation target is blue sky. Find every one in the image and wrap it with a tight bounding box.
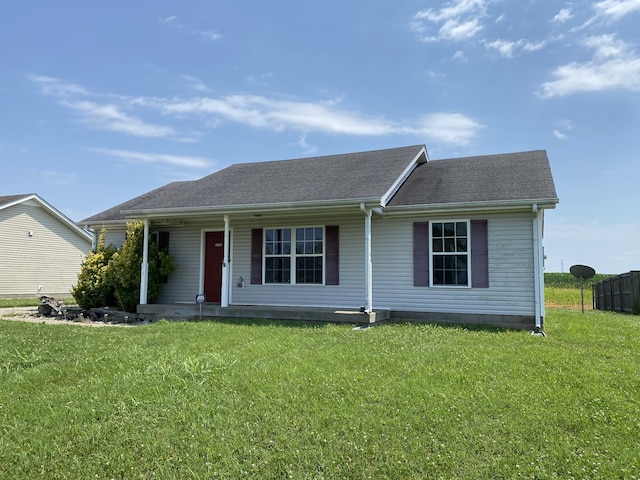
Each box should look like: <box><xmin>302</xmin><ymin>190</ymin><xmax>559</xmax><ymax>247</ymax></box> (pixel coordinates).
<box><xmin>1</xmin><ymin>0</ymin><xmax>639</xmax><ymax>274</ymax></box>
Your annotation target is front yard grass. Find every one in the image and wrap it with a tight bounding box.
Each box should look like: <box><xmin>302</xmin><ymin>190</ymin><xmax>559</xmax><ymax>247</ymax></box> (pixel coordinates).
<box><xmin>1</xmin><ymin>308</ymin><xmax>639</xmax><ymax>479</ymax></box>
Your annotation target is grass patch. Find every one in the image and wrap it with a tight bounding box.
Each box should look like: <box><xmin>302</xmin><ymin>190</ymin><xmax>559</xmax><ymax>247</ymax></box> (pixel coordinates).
<box><xmin>545</xmin><ymin>272</ymin><xmax>612</xmax><ymax>310</ymax></box>
<box><xmin>1</xmin><ymin>311</ymin><xmax>639</xmax><ymax>478</ymax></box>
<box><xmin>0</xmin><ymin>298</ymin><xmax>41</xmax><ymax>308</ymax></box>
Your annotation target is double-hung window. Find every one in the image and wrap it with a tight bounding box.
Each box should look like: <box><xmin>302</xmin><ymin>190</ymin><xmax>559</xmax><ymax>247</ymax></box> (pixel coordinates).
<box><xmin>264</xmin><ymin>227</ymin><xmax>324</xmax><ymax>284</ymax></box>
<box><xmin>431</xmin><ymin>221</ymin><xmax>470</xmax><ymax>286</ymax></box>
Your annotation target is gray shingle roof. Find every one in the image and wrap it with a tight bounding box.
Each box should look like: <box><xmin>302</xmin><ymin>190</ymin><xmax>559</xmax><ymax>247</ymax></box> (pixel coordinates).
<box><xmin>81</xmin><ymin>145</ymin><xmax>425</xmax><ymax>223</ymax></box>
<box><xmin>0</xmin><ymin>194</ymin><xmax>33</xmax><ymax>208</ymax></box>
<box><xmin>80</xmin><ymin>146</ymin><xmax>558</xmax><ymax>224</ymax></box>
<box><xmin>387</xmin><ymin>150</ymin><xmax>558</xmax><ymax>207</ymax></box>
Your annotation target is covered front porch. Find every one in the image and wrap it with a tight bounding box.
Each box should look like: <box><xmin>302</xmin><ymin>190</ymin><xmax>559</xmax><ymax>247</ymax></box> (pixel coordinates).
<box><xmin>137</xmin><ymin>303</ymin><xmax>389</xmax><ymax>324</ymax></box>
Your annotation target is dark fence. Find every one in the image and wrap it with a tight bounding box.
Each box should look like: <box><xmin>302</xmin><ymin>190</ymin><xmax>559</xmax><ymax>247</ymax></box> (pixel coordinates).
<box><xmin>593</xmin><ymin>271</ymin><xmax>640</xmax><ymax>315</ymax></box>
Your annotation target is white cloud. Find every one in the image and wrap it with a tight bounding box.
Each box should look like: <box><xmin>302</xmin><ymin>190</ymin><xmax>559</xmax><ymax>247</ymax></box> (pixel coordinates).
<box><xmin>593</xmin><ymin>0</ymin><xmax>640</xmax><ymax>21</ymax></box>
<box><xmin>438</xmin><ymin>18</ymin><xmax>483</xmax><ymax>41</ymax></box>
<box><xmin>540</xmin><ymin>35</ymin><xmax>640</xmax><ymax>97</ymax></box>
<box><xmin>552</xmin><ymin>8</ymin><xmax>573</xmax><ymax>23</ymax></box>
<box><xmin>412</xmin><ymin>113</ymin><xmax>483</xmax><ymax>144</ymax></box>
<box><xmin>28</xmin><ymin>74</ymin><xmax>88</xmax><ymax>97</ymax></box>
<box><xmin>89</xmin><ymin>148</ymin><xmax>213</xmax><ymax>169</ymax></box>
<box><xmin>157</xmin><ymin>95</ymin><xmax>483</xmax><ymax>144</ymax></box>
<box><xmin>29</xmin><ymin>75</ymin><xmax>482</xmax><ymax>146</ymax></box>
<box><xmin>452</xmin><ymin>50</ymin><xmax>468</xmax><ymax>61</ymax></box>
<box><xmin>485</xmin><ymin>38</ymin><xmax>546</xmax><ymax>58</ymax></box>
<box><xmin>60</xmin><ymin>100</ymin><xmax>177</xmax><ymax>138</ymax></box>
<box><xmin>29</xmin><ymin>75</ymin><xmax>183</xmax><ymax>139</ymax></box>
<box><xmin>159</xmin><ymin>15</ymin><xmax>181</xmax><ymax>27</ymax></box>
<box><xmin>291</xmin><ymin>134</ymin><xmax>317</xmax><ymax>154</ymax></box>
<box><xmin>552</xmin><ymin>129</ymin><xmax>568</xmax><ymax>139</ymax></box>
<box><xmin>411</xmin><ymin>0</ymin><xmax>487</xmax><ymax>42</ymax></box>
<box><xmin>197</xmin><ymin>29</ymin><xmax>222</xmax><ymax>41</ymax></box>
<box><xmin>159</xmin><ymin>15</ymin><xmax>221</xmax><ymax>42</ymax></box>
<box><xmin>414</xmin><ymin>0</ymin><xmax>487</xmax><ymax>22</ymax></box>
<box><xmin>181</xmin><ymin>74</ymin><xmax>209</xmax><ymax>92</ymax></box>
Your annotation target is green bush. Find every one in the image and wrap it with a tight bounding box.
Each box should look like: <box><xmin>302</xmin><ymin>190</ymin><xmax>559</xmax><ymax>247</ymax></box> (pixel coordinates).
<box><xmin>71</xmin><ymin>230</ymin><xmax>117</xmax><ymax>309</ymax></box>
<box><xmin>72</xmin><ymin>222</ymin><xmax>175</xmax><ymax>312</ymax></box>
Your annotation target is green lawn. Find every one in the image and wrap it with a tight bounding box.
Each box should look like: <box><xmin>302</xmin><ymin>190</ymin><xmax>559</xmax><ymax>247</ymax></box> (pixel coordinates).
<box><xmin>1</xmin><ymin>309</ymin><xmax>639</xmax><ymax>479</ymax></box>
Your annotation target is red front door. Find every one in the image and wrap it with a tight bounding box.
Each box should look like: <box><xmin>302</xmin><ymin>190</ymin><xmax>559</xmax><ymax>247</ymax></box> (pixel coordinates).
<box><xmin>204</xmin><ymin>231</ymin><xmax>224</xmax><ymax>303</ymax></box>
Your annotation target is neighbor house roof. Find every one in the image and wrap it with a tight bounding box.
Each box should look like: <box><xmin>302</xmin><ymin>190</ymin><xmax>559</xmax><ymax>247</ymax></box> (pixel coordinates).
<box><xmin>81</xmin><ymin>145</ymin><xmax>427</xmax><ymax>223</ymax></box>
<box><xmin>387</xmin><ymin>149</ymin><xmax>558</xmax><ymax>209</ymax></box>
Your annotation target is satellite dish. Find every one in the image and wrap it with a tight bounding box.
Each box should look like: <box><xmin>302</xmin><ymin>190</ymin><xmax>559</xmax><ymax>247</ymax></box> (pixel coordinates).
<box><xmin>570</xmin><ymin>264</ymin><xmax>595</xmax><ymax>280</ymax></box>
<box><xmin>569</xmin><ymin>264</ymin><xmax>596</xmax><ymax>313</ymax></box>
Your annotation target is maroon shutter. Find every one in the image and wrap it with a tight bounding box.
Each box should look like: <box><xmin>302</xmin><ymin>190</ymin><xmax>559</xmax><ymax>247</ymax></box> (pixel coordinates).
<box><xmin>413</xmin><ymin>222</ymin><xmax>430</xmax><ymax>287</ymax></box>
<box><xmin>158</xmin><ymin>231</ymin><xmax>170</xmax><ymax>251</ymax></box>
<box><xmin>471</xmin><ymin>220</ymin><xmax>489</xmax><ymax>288</ymax></box>
<box><xmin>251</xmin><ymin>228</ymin><xmax>263</xmax><ymax>284</ymax></box>
<box><xmin>325</xmin><ymin>225</ymin><xmax>339</xmax><ymax>285</ymax></box>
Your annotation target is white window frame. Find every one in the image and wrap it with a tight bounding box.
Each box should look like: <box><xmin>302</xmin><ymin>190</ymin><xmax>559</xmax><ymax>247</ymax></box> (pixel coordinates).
<box><xmin>429</xmin><ymin>219</ymin><xmax>471</xmax><ymax>288</ymax></box>
<box><xmin>263</xmin><ymin>226</ymin><xmax>325</xmax><ymax>285</ymax></box>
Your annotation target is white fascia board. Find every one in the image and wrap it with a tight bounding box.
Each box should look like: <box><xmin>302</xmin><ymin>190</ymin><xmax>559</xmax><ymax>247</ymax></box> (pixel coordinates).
<box><xmin>380</xmin><ymin>146</ymin><xmax>428</xmax><ymax>208</ymax></box>
<box><xmin>121</xmin><ymin>197</ymin><xmax>382</xmax><ymax>219</ymax></box>
<box><xmin>383</xmin><ymin>198</ymin><xmax>559</xmax><ymax>217</ymax></box>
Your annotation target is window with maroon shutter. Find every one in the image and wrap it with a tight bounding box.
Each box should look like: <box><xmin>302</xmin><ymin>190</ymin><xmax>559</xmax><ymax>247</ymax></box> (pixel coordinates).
<box><xmin>413</xmin><ymin>220</ymin><xmax>488</xmax><ymax>288</ymax></box>
<box><xmin>251</xmin><ymin>226</ymin><xmax>339</xmax><ymax>285</ymax></box>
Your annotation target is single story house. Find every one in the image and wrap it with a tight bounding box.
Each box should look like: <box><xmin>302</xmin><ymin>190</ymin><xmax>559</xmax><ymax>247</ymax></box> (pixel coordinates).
<box><xmin>80</xmin><ymin>145</ymin><xmax>558</xmax><ymax>330</ymax></box>
<box><xmin>0</xmin><ymin>193</ymin><xmax>93</xmax><ymax>298</ymax></box>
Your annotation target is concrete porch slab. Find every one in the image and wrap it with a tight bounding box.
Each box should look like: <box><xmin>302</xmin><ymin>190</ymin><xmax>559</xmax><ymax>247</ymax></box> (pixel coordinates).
<box><xmin>137</xmin><ymin>303</ymin><xmax>389</xmax><ymax>324</ymax></box>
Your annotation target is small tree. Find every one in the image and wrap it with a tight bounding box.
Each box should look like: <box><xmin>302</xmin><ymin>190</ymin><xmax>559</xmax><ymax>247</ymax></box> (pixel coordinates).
<box><xmin>71</xmin><ymin>230</ymin><xmax>118</xmax><ymax>309</ymax></box>
<box><xmin>106</xmin><ymin>221</ymin><xmax>175</xmax><ymax>312</ymax></box>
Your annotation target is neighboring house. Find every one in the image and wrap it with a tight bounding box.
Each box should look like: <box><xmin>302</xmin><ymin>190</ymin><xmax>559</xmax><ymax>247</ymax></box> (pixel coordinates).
<box><xmin>0</xmin><ymin>194</ymin><xmax>93</xmax><ymax>298</ymax></box>
<box><xmin>80</xmin><ymin>145</ymin><xmax>558</xmax><ymax>330</ymax></box>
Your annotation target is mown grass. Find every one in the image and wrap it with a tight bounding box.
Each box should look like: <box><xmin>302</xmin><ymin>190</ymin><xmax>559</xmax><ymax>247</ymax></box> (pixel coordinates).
<box><xmin>1</xmin><ymin>309</ymin><xmax>639</xmax><ymax>479</ymax></box>
<box><xmin>544</xmin><ymin>272</ymin><xmax>611</xmax><ymax>310</ymax></box>
<box><xmin>0</xmin><ymin>298</ymin><xmax>41</xmax><ymax>308</ymax></box>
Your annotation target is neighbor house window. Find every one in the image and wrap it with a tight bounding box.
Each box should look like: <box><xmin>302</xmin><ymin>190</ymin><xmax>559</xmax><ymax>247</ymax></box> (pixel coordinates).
<box><xmin>264</xmin><ymin>227</ymin><xmax>324</xmax><ymax>284</ymax></box>
<box><xmin>431</xmin><ymin>221</ymin><xmax>469</xmax><ymax>286</ymax></box>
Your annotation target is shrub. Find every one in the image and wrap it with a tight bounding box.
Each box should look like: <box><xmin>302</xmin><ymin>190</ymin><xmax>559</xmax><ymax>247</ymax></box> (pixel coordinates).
<box><xmin>71</xmin><ymin>230</ymin><xmax>117</xmax><ymax>309</ymax></box>
<box><xmin>72</xmin><ymin>222</ymin><xmax>175</xmax><ymax>312</ymax></box>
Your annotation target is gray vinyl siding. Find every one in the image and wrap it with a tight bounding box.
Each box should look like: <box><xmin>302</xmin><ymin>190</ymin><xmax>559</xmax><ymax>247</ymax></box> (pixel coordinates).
<box><xmin>0</xmin><ymin>202</ymin><xmax>91</xmax><ymax>297</ymax></box>
<box><xmin>155</xmin><ymin>224</ymin><xmax>209</xmax><ymax>303</ymax></box>
<box><xmin>229</xmin><ymin>213</ymin><xmax>366</xmax><ymax>309</ymax></box>
<box><xmin>371</xmin><ymin>212</ymin><xmax>535</xmax><ymax>316</ymax></box>
<box><xmin>147</xmin><ymin>213</ymin><xmax>366</xmax><ymax>307</ymax></box>
<box><xmin>98</xmin><ymin>210</ymin><xmax>537</xmax><ymax>317</ymax></box>
<box><xmin>99</xmin><ymin>228</ymin><xmax>127</xmax><ymax>249</ymax></box>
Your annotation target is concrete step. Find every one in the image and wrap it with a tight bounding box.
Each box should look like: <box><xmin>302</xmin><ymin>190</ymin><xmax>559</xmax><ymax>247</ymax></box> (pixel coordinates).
<box><xmin>137</xmin><ymin>303</ymin><xmax>390</xmax><ymax>324</ymax></box>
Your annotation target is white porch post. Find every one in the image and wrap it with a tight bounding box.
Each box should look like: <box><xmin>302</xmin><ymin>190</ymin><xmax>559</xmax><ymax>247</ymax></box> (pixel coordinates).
<box><xmin>221</xmin><ymin>215</ymin><xmax>230</xmax><ymax>307</ymax></box>
<box><xmin>139</xmin><ymin>218</ymin><xmax>150</xmax><ymax>305</ymax></box>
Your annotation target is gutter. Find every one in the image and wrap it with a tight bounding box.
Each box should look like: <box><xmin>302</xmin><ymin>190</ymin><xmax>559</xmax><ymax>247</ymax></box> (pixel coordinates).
<box><xmin>120</xmin><ymin>197</ymin><xmax>384</xmax><ymax>219</ymax></box>
<box><xmin>383</xmin><ymin>198</ymin><xmax>559</xmax><ymax>216</ymax></box>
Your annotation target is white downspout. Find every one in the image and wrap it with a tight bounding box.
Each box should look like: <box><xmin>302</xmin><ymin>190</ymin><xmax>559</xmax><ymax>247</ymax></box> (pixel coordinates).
<box><xmin>221</xmin><ymin>215</ymin><xmax>230</xmax><ymax>308</ymax></box>
<box><xmin>139</xmin><ymin>218</ymin><xmax>150</xmax><ymax>305</ymax></box>
<box><xmin>532</xmin><ymin>204</ymin><xmax>545</xmax><ymax>334</ymax></box>
<box><xmin>537</xmin><ymin>208</ymin><xmax>546</xmax><ymax>324</ymax></box>
<box><xmin>360</xmin><ymin>203</ymin><xmax>373</xmax><ymax>313</ymax></box>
